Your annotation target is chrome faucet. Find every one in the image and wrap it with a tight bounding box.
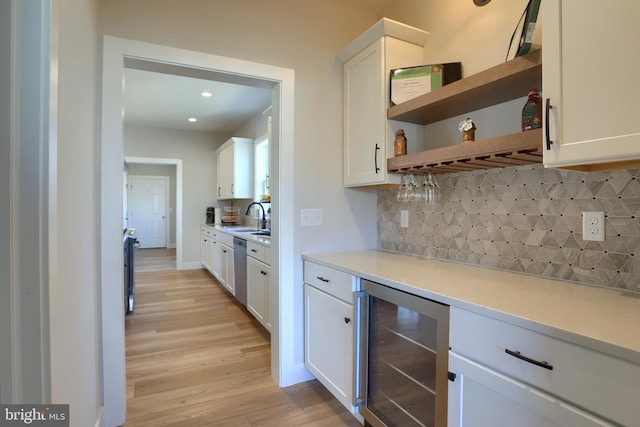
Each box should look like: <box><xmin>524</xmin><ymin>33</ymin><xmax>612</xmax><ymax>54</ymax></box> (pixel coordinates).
<box><xmin>245</xmin><ymin>202</ymin><xmax>267</xmax><ymax>230</ymax></box>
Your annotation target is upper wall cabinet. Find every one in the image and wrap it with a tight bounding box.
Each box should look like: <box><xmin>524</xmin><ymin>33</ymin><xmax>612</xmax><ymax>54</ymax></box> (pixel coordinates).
<box><xmin>543</xmin><ymin>0</ymin><xmax>640</xmax><ymax>170</ymax></box>
<box><xmin>217</xmin><ymin>137</ymin><xmax>253</xmax><ymax>200</ymax></box>
<box><xmin>339</xmin><ymin>18</ymin><xmax>429</xmax><ymax>187</ymax></box>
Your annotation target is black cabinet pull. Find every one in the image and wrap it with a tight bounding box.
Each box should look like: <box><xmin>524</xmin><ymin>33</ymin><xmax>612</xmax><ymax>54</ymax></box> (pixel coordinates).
<box><xmin>505</xmin><ymin>348</ymin><xmax>553</xmax><ymax>370</ymax></box>
<box><xmin>251</xmin><ymin>249</ymin><xmax>258</xmax><ymax>253</ymax></box>
<box><xmin>261</xmin><ymin>270</ymin><xmax>267</xmax><ymax>275</ymax></box>
<box><xmin>545</xmin><ymin>98</ymin><xmax>553</xmax><ymax>150</ymax></box>
<box><xmin>448</xmin><ymin>371</ymin><xmax>456</xmax><ymax>382</ymax></box>
<box><xmin>316</xmin><ymin>276</ymin><xmax>330</xmax><ymax>283</ymax></box>
<box><xmin>374</xmin><ymin>144</ymin><xmax>380</xmax><ymax>173</ymax></box>
<box><xmin>344</xmin><ymin>317</ymin><xmax>351</xmax><ymax>324</ymax></box>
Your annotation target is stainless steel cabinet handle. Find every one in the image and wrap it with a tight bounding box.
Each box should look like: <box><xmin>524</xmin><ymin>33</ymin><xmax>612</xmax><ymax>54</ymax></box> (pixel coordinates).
<box><xmin>354</xmin><ymin>291</ymin><xmax>366</xmax><ymax>407</ymax></box>
<box><xmin>316</xmin><ymin>276</ymin><xmax>330</xmax><ymax>283</ymax></box>
<box><xmin>505</xmin><ymin>348</ymin><xmax>554</xmax><ymax>370</ymax></box>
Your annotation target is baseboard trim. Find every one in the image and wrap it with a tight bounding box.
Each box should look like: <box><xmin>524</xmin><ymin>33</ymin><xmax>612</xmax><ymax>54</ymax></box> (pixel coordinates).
<box><xmin>179</xmin><ymin>261</ymin><xmax>203</xmax><ymax>270</ymax></box>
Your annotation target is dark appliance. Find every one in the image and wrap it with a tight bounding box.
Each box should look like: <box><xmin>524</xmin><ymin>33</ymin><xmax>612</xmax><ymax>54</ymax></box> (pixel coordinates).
<box><xmin>206</xmin><ymin>206</ymin><xmax>215</xmax><ymax>224</ymax></box>
<box><xmin>233</xmin><ymin>237</ymin><xmax>247</xmax><ymax>306</ymax></box>
<box><xmin>357</xmin><ymin>279</ymin><xmax>450</xmax><ymax>427</ymax></box>
<box><xmin>123</xmin><ymin>228</ymin><xmax>139</xmax><ymax>313</ymax></box>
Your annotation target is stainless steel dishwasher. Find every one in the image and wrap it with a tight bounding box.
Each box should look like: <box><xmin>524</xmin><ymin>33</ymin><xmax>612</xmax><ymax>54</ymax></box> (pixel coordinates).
<box><xmin>233</xmin><ymin>237</ymin><xmax>247</xmax><ymax>307</ymax></box>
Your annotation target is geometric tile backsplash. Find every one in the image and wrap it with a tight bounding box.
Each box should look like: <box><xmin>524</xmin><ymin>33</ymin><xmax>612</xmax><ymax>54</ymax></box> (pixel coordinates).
<box><xmin>378</xmin><ymin>164</ymin><xmax>640</xmax><ymax>293</ymax></box>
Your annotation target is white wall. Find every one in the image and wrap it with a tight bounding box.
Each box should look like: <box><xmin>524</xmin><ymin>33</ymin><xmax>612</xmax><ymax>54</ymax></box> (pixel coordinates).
<box><xmin>125</xmin><ymin>125</ymin><xmax>220</xmax><ymax>263</ymax></box>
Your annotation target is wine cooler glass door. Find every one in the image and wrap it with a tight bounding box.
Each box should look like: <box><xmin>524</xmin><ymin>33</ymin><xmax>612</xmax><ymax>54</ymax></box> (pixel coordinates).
<box><xmin>359</xmin><ymin>280</ymin><xmax>449</xmax><ymax>427</ymax></box>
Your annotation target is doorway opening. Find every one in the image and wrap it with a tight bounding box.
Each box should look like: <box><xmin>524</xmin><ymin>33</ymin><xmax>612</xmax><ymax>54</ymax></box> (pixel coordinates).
<box><xmin>100</xmin><ymin>37</ymin><xmax>296</xmax><ymax>427</ymax></box>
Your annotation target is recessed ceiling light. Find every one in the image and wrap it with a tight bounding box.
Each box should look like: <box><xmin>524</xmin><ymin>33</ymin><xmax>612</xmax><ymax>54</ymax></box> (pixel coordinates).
<box><xmin>188</xmin><ymin>117</ymin><xmax>198</xmax><ymax>123</ymax></box>
<box><xmin>200</xmin><ymin>91</ymin><xmax>212</xmax><ymax>98</ymax></box>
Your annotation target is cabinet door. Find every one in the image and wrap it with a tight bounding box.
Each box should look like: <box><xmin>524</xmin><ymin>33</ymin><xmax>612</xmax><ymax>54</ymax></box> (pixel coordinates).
<box><xmin>344</xmin><ymin>39</ymin><xmax>387</xmax><ymax>186</ymax></box>
<box><xmin>247</xmin><ymin>256</ymin><xmax>269</xmax><ymax>328</ymax></box>
<box><xmin>304</xmin><ymin>283</ymin><xmax>354</xmax><ymax>411</ymax></box>
<box><xmin>210</xmin><ymin>239</ymin><xmax>221</xmax><ymax>280</ymax></box>
<box><xmin>543</xmin><ymin>0</ymin><xmax>640</xmax><ymax>168</ymax></box>
<box><xmin>448</xmin><ymin>352</ymin><xmax>615</xmax><ymax>427</ymax></box>
<box><xmin>200</xmin><ymin>234</ymin><xmax>211</xmax><ymax>271</ymax></box>
<box><xmin>219</xmin><ymin>243</ymin><xmax>234</xmax><ymax>295</ymax></box>
<box><xmin>217</xmin><ymin>146</ymin><xmax>234</xmax><ymax>199</ymax></box>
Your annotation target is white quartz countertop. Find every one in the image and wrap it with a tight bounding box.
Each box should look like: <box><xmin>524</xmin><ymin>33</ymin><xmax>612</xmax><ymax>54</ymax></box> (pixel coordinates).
<box><xmin>302</xmin><ymin>250</ymin><xmax>640</xmax><ymax>365</ymax></box>
<box><xmin>201</xmin><ymin>223</ymin><xmax>271</xmax><ymax>247</ymax></box>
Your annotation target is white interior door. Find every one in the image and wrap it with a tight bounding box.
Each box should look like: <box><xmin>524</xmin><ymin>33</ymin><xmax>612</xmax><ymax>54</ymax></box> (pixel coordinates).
<box><xmin>128</xmin><ymin>176</ymin><xmax>168</xmax><ymax>248</ymax></box>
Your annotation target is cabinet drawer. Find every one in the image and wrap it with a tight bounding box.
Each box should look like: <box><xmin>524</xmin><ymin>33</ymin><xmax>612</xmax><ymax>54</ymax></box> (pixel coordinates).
<box><xmin>450</xmin><ymin>307</ymin><xmax>640</xmax><ymax>427</ymax></box>
<box><xmin>217</xmin><ymin>231</ymin><xmax>234</xmax><ymax>247</ymax></box>
<box><xmin>247</xmin><ymin>241</ymin><xmax>268</xmax><ymax>264</ymax></box>
<box><xmin>303</xmin><ymin>261</ymin><xmax>356</xmax><ymax>303</ymax></box>
<box><xmin>201</xmin><ymin>226</ymin><xmax>215</xmax><ymax>238</ymax></box>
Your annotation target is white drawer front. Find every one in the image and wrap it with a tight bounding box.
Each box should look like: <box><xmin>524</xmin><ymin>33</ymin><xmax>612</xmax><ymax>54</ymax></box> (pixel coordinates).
<box><xmin>217</xmin><ymin>231</ymin><xmax>234</xmax><ymax>247</ymax></box>
<box><xmin>247</xmin><ymin>241</ymin><xmax>266</xmax><ymax>264</ymax></box>
<box><xmin>303</xmin><ymin>261</ymin><xmax>355</xmax><ymax>303</ymax></box>
<box><xmin>450</xmin><ymin>307</ymin><xmax>640</xmax><ymax>427</ymax></box>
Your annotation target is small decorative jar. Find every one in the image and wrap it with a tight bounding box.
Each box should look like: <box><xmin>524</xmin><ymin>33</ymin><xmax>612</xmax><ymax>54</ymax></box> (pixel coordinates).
<box><xmin>458</xmin><ymin>118</ymin><xmax>476</xmax><ymax>142</ymax></box>
<box><xmin>394</xmin><ymin>129</ymin><xmax>407</xmax><ymax>156</ymax></box>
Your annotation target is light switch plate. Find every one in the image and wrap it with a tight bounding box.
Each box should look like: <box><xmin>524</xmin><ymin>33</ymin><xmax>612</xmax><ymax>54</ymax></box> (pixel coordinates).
<box><xmin>582</xmin><ymin>211</ymin><xmax>605</xmax><ymax>241</ymax></box>
<box><xmin>400</xmin><ymin>210</ymin><xmax>409</xmax><ymax>228</ymax></box>
<box><xmin>301</xmin><ymin>209</ymin><xmax>323</xmax><ymax>227</ymax></box>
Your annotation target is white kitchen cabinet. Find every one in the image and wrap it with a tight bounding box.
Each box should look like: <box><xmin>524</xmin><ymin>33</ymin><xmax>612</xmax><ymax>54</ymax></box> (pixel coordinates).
<box><xmin>210</xmin><ymin>236</ymin><xmax>221</xmax><ymax>281</ymax></box>
<box><xmin>448</xmin><ymin>352</ymin><xmax>614</xmax><ymax>427</ymax></box>
<box><xmin>216</xmin><ymin>137</ymin><xmax>253</xmax><ymax>199</ymax></box>
<box><xmin>303</xmin><ymin>261</ymin><xmax>359</xmax><ymax>415</ymax></box>
<box><xmin>448</xmin><ymin>307</ymin><xmax>639</xmax><ymax>427</ymax></box>
<box><xmin>247</xmin><ymin>255</ymin><xmax>270</xmax><ymax>331</ymax></box>
<box><xmin>200</xmin><ymin>227</ymin><xmax>213</xmax><ymax>272</ymax></box>
<box><xmin>543</xmin><ymin>1</ymin><xmax>640</xmax><ymax>169</ymax></box>
<box><xmin>218</xmin><ymin>242</ymin><xmax>235</xmax><ymax>295</ymax></box>
<box><xmin>339</xmin><ymin>18</ymin><xmax>428</xmax><ymax>187</ymax></box>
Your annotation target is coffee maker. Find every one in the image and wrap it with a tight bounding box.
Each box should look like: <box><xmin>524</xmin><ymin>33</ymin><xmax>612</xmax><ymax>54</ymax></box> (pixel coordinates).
<box><xmin>206</xmin><ymin>207</ymin><xmax>215</xmax><ymax>224</ymax></box>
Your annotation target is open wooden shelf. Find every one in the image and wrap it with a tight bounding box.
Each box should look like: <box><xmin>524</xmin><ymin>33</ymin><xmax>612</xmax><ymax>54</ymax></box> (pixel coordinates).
<box><xmin>387</xmin><ymin>128</ymin><xmax>543</xmax><ymax>174</ymax></box>
<box><xmin>385</xmin><ymin>49</ymin><xmax>543</xmax><ymax>175</ymax></box>
<box><xmin>387</xmin><ymin>49</ymin><xmax>542</xmax><ymax>125</ymax></box>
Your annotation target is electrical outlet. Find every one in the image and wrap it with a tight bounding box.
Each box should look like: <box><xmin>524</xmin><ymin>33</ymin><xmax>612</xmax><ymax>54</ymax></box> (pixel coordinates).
<box><xmin>301</xmin><ymin>209</ymin><xmax>323</xmax><ymax>227</ymax></box>
<box><xmin>582</xmin><ymin>211</ymin><xmax>605</xmax><ymax>241</ymax></box>
<box><xmin>400</xmin><ymin>210</ymin><xmax>409</xmax><ymax>228</ymax></box>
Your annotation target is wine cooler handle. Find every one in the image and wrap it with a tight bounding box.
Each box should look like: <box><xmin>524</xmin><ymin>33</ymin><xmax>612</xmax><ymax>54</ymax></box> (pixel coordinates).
<box><xmin>353</xmin><ymin>291</ymin><xmax>367</xmax><ymax>407</ymax></box>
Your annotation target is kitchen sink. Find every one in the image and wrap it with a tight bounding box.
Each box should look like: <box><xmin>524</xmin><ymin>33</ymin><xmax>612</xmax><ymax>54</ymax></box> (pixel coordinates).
<box><xmin>227</xmin><ymin>227</ymin><xmax>256</xmax><ymax>232</ymax></box>
<box><xmin>251</xmin><ymin>230</ymin><xmax>271</xmax><ymax>236</ymax></box>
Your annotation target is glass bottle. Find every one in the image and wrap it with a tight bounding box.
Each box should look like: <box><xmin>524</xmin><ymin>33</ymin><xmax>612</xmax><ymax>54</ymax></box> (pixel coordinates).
<box><xmin>521</xmin><ymin>88</ymin><xmax>542</xmax><ymax>131</ymax></box>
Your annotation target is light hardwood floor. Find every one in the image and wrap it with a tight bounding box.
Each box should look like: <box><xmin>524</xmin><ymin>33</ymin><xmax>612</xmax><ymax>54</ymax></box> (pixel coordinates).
<box><xmin>125</xmin><ymin>252</ymin><xmax>361</xmax><ymax>426</ymax></box>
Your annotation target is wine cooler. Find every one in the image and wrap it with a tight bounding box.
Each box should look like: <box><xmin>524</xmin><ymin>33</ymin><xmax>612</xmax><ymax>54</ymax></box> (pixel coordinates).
<box><xmin>357</xmin><ymin>279</ymin><xmax>450</xmax><ymax>427</ymax></box>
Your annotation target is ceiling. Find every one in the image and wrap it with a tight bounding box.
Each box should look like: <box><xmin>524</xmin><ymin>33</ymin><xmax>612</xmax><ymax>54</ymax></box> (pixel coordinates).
<box><xmin>122</xmin><ymin>1</ymin><xmax>394</xmax><ymax>134</ymax></box>
<box><xmin>123</xmin><ymin>67</ymin><xmax>273</xmax><ymax>133</ymax></box>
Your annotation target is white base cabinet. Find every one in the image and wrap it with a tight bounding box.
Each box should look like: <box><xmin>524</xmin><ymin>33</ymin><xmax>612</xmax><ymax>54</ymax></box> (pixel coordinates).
<box><xmin>303</xmin><ymin>261</ymin><xmax>359</xmax><ymax>415</ymax></box>
<box><xmin>448</xmin><ymin>307</ymin><xmax>639</xmax><ymax>427</ymax></box>
<box><xmin>247</xmin><ymin>256</ymin><xmax>270</xmax><ymax>330</ymax></box>
<box><xmin>448</xmin><ymin>352</ymin><xmax>614</xmax><ymax>427</ymax></box>
<box><xmin>218</xmin><ymin>242</ymin><xmax>234</xmax><ymax>295</ymax></box>
<box><xmin>543</xmin><ymin>0</ymin><xmax>640</xmax><ymax>169</ymax></box>
<box><xmin>246</xmin><ymin>241</ymin><xmax>271</xmax><ymax>332</ymax></box>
